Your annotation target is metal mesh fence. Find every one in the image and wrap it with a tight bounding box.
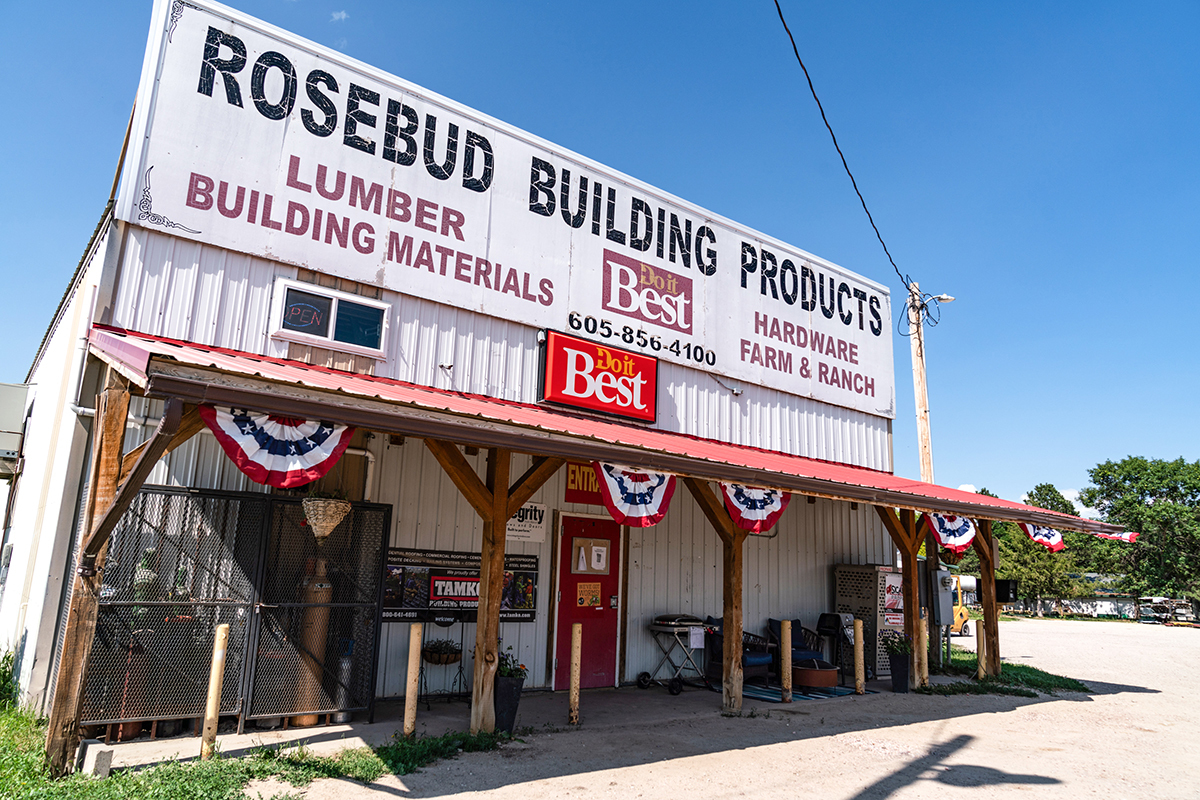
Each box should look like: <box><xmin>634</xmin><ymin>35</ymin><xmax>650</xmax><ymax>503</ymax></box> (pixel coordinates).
<box><xmin>81</xmin><ymin>487</ymin><xmax>386</xmax><ymax>728</ymax></box>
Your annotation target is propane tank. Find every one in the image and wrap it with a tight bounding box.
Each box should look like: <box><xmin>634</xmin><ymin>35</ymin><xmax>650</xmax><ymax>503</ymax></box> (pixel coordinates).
<box><xmin>332</xmin><ymin>639</ymin><xmax>354</xmax><ymax>724</ymax></box>
<box><xmin>292</xmin><ymin>559</ymin><xmax>333</xmax><ymax>727</ymax></box>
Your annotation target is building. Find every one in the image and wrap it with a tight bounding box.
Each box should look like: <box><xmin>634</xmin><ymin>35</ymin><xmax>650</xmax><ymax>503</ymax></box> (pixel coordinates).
<box><xmin>0</xmin><ymin>0</ymin><xmax>1123</xmax><ymax>773</ymax></box>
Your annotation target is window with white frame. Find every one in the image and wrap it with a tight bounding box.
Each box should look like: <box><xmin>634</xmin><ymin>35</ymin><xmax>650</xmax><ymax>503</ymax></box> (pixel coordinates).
<box><xmin>270</xmin><ymin>278</ymin><xmax>389</xmax><ymax>358</ymax></box>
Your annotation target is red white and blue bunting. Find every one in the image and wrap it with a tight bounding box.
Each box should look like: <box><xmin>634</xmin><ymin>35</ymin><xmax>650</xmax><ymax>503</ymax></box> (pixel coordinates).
<box><xmin>719</xmin><ymin>483</ymin><xmax>790</xmax><ymax>534</ymax></box>
<box><xmin>1087</xmin><ymin>529</ymin><xmax>1139</xmax><ymax>543</ymax></box>
<box><xmin>1018</xmin><ymin>523</ymin><xmax>1065</xmax><ymax>552</ymax></box>
<box><xmin>199</xmin><ymin>405</ymin><xmax>355</xmax><ymax>489</ymax></box>
<box><xmin>592</xmin><ymin>462</ymin><xmax>677</xmax><ymax>527</ymax></box>
<box><xmin>923</xmin><ymin>513</ymin><xmax>977</xmax><ymax>555</ymax></box>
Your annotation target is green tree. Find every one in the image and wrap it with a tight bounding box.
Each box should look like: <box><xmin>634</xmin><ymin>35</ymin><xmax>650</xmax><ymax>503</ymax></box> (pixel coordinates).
<box><xmin>1080</xmin><ymin>457</ymin><xmax>1200</xmax><ymax>605</ymax></box>
<box><xmin>974</xmin><ymin>486</ymin><xmax>1083</xmax><ymax>614</ymax></box>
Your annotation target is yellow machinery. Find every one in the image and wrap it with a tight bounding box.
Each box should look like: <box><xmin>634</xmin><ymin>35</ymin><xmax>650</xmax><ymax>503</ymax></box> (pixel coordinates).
<box><xmin>950</xmin><ymin>575</ymin><xmax>976</xmax><ymax>636</ymax></box>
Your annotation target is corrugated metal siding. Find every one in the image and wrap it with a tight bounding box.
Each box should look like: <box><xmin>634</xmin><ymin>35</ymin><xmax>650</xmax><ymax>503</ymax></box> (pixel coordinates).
<box><xmin>622</xmin><ymin>488</ymin><xmax>894</xmax><ymax>681</ymax></box>
<box><xmin>112</xmin><ymin>227</ymin><xmax>891</xmax><ymax>471</ymax></box>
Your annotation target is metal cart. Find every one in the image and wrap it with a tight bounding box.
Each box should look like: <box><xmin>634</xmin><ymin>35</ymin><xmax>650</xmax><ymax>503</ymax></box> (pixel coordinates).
<box><xmin>637</xmin><ymin>614</ymin><xmax>711</xmax><ymax>695</ymax></box>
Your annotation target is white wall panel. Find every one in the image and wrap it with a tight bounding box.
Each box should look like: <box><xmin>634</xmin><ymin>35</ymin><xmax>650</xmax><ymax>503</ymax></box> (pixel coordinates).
<box><xmin>112</xmin><ymin>227</ymin><xmax>891</xmax><ymax>471</ymax></box>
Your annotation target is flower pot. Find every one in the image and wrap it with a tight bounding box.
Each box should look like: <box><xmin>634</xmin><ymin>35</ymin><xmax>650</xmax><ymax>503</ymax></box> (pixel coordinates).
<box><xmin>793</xmin><ymin>658</ymin><xmax>839</xmax><ymax>689</ymax></box>
<box><xmin>888</xmin><ymin>653</ymin><xmax>910</xmax><ymax>693</ymax></box>
<box><xmin>493</xmin><ymin>675</ymin><xmax>524</xmax><ymax>734</ymax></box>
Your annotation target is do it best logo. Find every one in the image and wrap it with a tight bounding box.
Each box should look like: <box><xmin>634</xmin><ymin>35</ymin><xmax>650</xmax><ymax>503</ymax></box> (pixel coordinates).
<box><xmin>601</xmin><ymin>249</ymin><xmax>692</xmax><ymax>335</ymax></box>
<box><xmin>541</xmin><ymin>330</ymin><xmax>658</xmax><ymax>423</ymax></box>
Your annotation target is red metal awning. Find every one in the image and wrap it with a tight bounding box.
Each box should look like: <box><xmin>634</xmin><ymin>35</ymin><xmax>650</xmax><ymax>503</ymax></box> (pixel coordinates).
<box><xmin>89</xmin><ymin>325</ymin><xmax>1127</xmax><ymax>537</ymax></box>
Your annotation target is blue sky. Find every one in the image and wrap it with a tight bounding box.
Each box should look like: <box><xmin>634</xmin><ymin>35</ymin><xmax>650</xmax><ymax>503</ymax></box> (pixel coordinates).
<box><xmin>1</xmin><ymin>1</ymin><xmax>1196</xmax><ymax>507</ymax></box>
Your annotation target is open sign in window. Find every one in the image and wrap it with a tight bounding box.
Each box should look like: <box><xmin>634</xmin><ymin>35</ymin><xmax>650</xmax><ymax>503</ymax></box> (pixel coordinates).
<box><xmin>271</xmin><ymin>278</ymin><xmax>389</xmax><ymax>359</ymax></box>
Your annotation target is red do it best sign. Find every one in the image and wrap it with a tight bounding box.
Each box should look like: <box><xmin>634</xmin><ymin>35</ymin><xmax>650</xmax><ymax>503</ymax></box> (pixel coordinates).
<box><xmin>540</xmin><ymin>330</ymin><xmax>658</xmax><ymax>423</ymax></box>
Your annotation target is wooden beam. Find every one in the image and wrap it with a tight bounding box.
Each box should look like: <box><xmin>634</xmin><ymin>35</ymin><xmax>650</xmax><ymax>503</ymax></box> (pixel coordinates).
<box><xmin>973</xmin><ymin>520</ymin><xmax>1001</xmax><ymax>676</ymax></box>
<box><xmin>470</xmin><ymin>448</ymin><xmax>510</xmax><ymax>734</ymax></box>
<box><xmin>81</xmin><ymin>399</ymin><xmax>184</xmax><ymax>564</ymax></box>
<box><xmin>117</xmin><ymin>404</ymin><xmax>205</xmax><ymax>483</ymax></box>
<box><xmin>506</xmin><ymin>456</ymin><xmax>564</xmax><ymax>519</ymax></box>
<box><xmin>874</xmin><ymin>505</ymin><xmax>910</xmax><ymax>553</ymax></box>
<box><xmin>683</xmin><ymin>477</ymin><xmax>736</xmax><ymax>546</ymax></box>
<box><xmin>45</xmin><ymin>371</ymin><xmax>130</xmax><ymax>776</ymax></box>
<box><xmin>898</xmin><ymin>509</ymin><xmax>921</xmax><ymax>689</ymax></box>
<box><xmin>683</xmin><ymin>477</ymin><xmax>745</xmax><ymax>712</ymax></box>
<box><xmin>424</xmin><ymin>439</ymin><xmax>493</xmax><ymax>521</ymax></box>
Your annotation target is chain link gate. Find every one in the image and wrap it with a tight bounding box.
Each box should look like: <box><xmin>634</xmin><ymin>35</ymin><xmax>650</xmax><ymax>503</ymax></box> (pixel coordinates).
<box><xmin>81</xmin><ymin>487</ymin><xmax>387</xmax><ymax>733</ymax></box>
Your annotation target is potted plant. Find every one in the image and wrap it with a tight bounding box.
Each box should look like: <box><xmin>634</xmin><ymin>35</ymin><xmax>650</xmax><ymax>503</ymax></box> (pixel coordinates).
<box><xmin>301</xmin><ymin>489</ymin><xmax>351</xmax><ymax>544</ymax></box>
<box><xmin>880</xmin><ymin>630</ymin><xmax>913</xmax><ymax>693</ymax></box>
<box><xmin>421</xmin><ymin>638</ymin><xmax>462</xmax><ymax>665</ymax></box>
<box><xmin>493</xmin><ymin>644</ymin><xmax>527</xmax><ymax>734</ymax></box>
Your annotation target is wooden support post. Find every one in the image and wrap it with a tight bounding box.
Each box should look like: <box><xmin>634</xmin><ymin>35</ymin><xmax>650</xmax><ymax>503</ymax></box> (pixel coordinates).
<box><xmin>683</xmin><ymin>478</ymin><xmax>746</xmax><ymax>714</ymax></box>
<box><xmin>853</xmin><ymin>619</ymin><xmax>865</xmax><ymax>695</ymax></box>
<box><xmin>924</xmin><ymin>528</ymin><xmax>943</xmax><ymax>671</ymax></box>
<box><xmin>874</xmin><ymin>505</ymin><xmax>923</xmax><ymax>690</ymax></box>
<box><xmin>423</xmin><ymin>442</ymin><xmax>562</xmax><ymax>734</ymax></box>
<box><xmin>200</xmin><ymin>624</ymin><xmax>230</xmax><ymax>760</ymax></box>
<box><xmin>973</xmin><ymin>520</ymin><xmax>1001</xmax><ymax>677</ymax></box>
<box><xmin>404</xmin><ymin>622</ymin><xmax>422</xmax><ymax>737</ymax></box>
<box><xmin>45</xmin><ymin>371</ymin><xmax>130</xmax><ymax>777</ymax></box>
<box><xmin>568</xmin><ymin>622</ymin><xmax>582</xmax><ymax>725</ymax></box>
<box><xmin>780</xmin><ymin>620</ymin><xmax>792</xmax><ymax>703</ymax></box>
<box><xmin>470</xmin><ymin>448</ymin><xmax>511</xmax><ymax>734</ymax></box>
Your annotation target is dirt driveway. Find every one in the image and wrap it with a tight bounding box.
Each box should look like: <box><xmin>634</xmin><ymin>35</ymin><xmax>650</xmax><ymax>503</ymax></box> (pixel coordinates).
<box><xmin>253</xmin><ymin>619</ymin><xmax>1198</xmax><ymax>799</ymax></box>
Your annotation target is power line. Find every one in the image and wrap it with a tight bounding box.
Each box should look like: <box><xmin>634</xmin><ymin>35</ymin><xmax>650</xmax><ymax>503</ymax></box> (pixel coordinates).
<box><xmin>773</xmin><ymin>0</ymin><xmax>910</xmax><ymax>291</ymax></box>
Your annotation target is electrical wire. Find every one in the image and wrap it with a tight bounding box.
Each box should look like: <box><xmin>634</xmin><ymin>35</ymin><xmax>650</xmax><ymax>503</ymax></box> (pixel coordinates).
<box><xmin>773</xmin><ymin>0</ymin><xmax>910</xmax><ymax>292</ymax></box>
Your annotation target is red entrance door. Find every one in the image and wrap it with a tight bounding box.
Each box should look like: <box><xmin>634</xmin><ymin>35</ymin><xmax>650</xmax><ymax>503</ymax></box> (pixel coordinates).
<box><xmin>555</xmin><ymin>516</ymin><xmax>621</xmax><ymax>690</ymax></box>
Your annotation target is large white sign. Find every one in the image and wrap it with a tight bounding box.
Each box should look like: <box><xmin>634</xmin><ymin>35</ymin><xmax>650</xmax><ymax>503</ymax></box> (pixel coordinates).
<box><xmin>118</xmin><ymin>0</ymin><xmax>895</xmax><ymax>418</ymax></box>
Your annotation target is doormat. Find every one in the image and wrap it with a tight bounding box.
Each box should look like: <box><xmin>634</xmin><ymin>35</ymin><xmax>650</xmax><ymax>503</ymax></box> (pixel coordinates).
<box><xmin>726</xmin><ymin>683</ymin><xmax>876</xmax><ymax>703</ymax></box>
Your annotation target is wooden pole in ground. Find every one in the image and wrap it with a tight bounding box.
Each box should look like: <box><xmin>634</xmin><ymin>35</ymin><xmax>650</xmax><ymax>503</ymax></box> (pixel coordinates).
<box><xmin>44</xmin><ymin>370</ymin><xmax>130</xmax><ymax>776</ymax></box>
<box><xmin>853</xmin><ymin>619</ymin><xmax>865</xmax><ymax>694</ymax></box>
<box><xmin>873</xmin><ymin>506</ymin><xmax>923</xmax><ymax>691</ymax></box>
<box><xmin>200</xmin><ymin>624</ymin><xmax>230</xmax><ymax>760</ymax></box>
<box><xmin>403</xmin><ymin>622</ymin><xmax>422</xmax><ymax>737</ymax></box>
<box><xmin>972</xmin><ymin>520</ymin><xmax>1001</xmax><ymax>677</ymax></box>
<box><xmin>568</xmin><ymin>622</ymin><xmax>582</xmax><ymax>725</ymax></box>
<box><xmin>780</xmin><ymin>620</ymin><xmax>792</xmax><ymax>703</ymax></box>
<box><xmin>916</xmin><ymin>610</ymin><xmax>929</xmax><ymax>688</ymax></box>
<box><xmin>976</xmin><ymin>620</ymin><xmax>986</xmax><ymax>681</ymax></box>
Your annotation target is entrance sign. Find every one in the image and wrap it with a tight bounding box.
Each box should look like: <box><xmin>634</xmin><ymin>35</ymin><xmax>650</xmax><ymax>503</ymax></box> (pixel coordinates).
<box><xmin>564</xmin><ymin>462</ymin><xmax>604</xmax><ymax>505</ymax></box>
<box><xmin>117</xmin><ymin>0</ymin><xmax>894</xmax><ymax>417</ymax></box>
<box><xmin>540</xmin><ymin>330</ymin><xmax>658</xmax><ymax>422</ymax></box>
<box><xmin>382</xmin><ymin>548</ymin><xmax>538</xmax><ymax>622</ymax></box>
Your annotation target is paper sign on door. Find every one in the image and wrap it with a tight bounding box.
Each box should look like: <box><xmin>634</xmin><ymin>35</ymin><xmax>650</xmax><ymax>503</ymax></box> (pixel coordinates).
<box><xmin>577</xmin><ymin>582</ymin><xmax>602</xmax><ymax>607</ymax></box>
<box><xmin>570</xmin><ymin>538</ymin><xmax>611</xmax><ymax>575</ymax></box>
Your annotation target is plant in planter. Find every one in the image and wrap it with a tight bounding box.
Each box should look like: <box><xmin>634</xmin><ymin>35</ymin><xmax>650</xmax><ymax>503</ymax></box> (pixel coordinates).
<box><xmin>493</xmin><ymin>644</ymin><xmax>527</xmax><ymax>735</ymax></box>
<box><xmin>421</xmin><ymin>638</ymin><xmax>463</xmax><ymax>665</ymax></box>
<box><xmin>880</xmin><ymin>630</ymin><xmax>913</xmax><ymax>693</ymax></box>
<box><xmin>301</xmin><ymin>489</ymin><xmax>351</xmax><ymax>545</ymax></box>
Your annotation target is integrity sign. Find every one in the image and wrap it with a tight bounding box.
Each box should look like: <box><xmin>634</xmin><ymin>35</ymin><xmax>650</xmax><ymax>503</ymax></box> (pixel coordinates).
<box><xmin>118</xmin><ymin>0</ymin><xmax>894</xmax><ymax>417</ymax></box>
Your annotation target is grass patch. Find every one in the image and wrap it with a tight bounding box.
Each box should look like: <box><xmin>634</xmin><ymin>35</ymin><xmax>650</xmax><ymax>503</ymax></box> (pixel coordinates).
<box><xmin>931</xmin><ymin>645</ymin><xmax>1091</xmax><ymax>695</ymax></box>
<box><xmin>0</xmin><ymin>706</ymin><xmax>506</xmax><ymax>800</ymax></box>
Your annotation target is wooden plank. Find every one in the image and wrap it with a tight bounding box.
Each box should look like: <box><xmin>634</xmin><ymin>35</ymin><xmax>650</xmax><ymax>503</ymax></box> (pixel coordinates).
<box><xmin>506</xmin><ymin>456</ymin><xmax>565</xmax><ymax>518</ymax></box>
<box><xmin>45</xmin><ymin>371</ymin><xmax>130</xmax><ymax>777</ymax></box>
<box><xmin>424</xmin><ymin>439</ymin><xmax>493</xmax><ymax>521</ymax></box>
<box><xmin>874</xmin><ymin>505</ymin><xmax>911</xmax><ymax>552</ymax></box>
<box><xmin>470</xmin><ymin>448</ymin><xmax>510</xmax><ymax>734</ymax></box>
<box><xmin>118</xmin><ymin>404</ymin><xmax>204</xmax><ymax>483</ymax></box>
<box><xmin>899</xmin><ymin>509</ymin><xmax>921</xmax><ymax>688</ymax></box>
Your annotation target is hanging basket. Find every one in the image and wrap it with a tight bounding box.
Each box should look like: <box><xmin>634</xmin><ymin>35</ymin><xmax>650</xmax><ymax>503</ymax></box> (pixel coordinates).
<box><xmin>939</xmin><ymin>547</ymin><xmax>965</xmax><ymax>566</ymax></box>
<box><xmin>302</xmin><ymin>498</ymin><xmax>352</xmax><ymax>543</ymax></box>
<box><xmin>421</xmin><ymin>649</ymin><xmax>462</xmax><ymax>665</ymax></box>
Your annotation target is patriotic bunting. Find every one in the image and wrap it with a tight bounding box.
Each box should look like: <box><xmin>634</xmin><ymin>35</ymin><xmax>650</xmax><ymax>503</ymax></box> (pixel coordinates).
<box><xmin>1018</xmin><ymin>523</ymin><xmax>1065</xmax><ymax>552</ymax></box>
<box><xmin>592</xmin><ymin>462</ymin><xmax>677</xmax><ymax>527</ymax></box>
<box><xmin>719</xmin><ymin>483</ymin><xmax>790</xmax><ymax>534</ymax></box>
<box><xmin>923</xmin><ymin>513</ymin><xmax>977</xmax><ymax>555</ymax></box>
<box><xmin>199</xmin><ymin>405</ymin><xmax>354</xmax><ymax>488</ymax></box>
<box><xmin>1086</xmin><ymin>529</ymin><xmax>1139</xmax><ymax>543</ymax></box>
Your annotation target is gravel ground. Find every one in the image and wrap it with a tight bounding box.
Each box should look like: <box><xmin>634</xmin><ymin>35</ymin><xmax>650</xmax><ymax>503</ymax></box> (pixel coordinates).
<box><xmin>244</xmin><ymin>619</ymin><xmax>1198</xmax><ymax>799</ymax></box>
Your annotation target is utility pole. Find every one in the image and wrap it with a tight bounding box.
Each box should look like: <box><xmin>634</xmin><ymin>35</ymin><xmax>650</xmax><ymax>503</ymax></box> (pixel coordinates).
<box><xmin>908</xmin><ymin>281</ymin><xmax>945</xmax><ymax>670</ymax></box>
